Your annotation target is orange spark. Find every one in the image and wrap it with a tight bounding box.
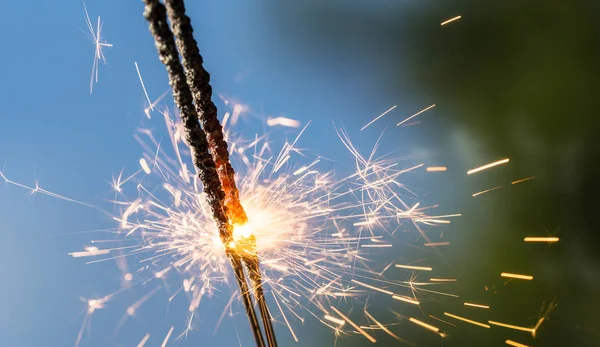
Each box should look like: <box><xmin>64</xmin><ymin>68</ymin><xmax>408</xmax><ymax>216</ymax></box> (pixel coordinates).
<box><xmin>444</xmin><ymin>312</ymin><xmax>490</xmax><ymax>328</ymax></box>
<box><xmin>501</xmin><ymin>272</ymin><xmax>534</xmax><ymax>281</ymax></box>
<box><xmin>524</xmin><ymin>237</ymin><xmax>559</xmax><ymax>243</ymax></box>
<box><xmin>324</xmin><ymin>315</ymin><xmax>346</xmax><ymax>326</ymax></box>
<box><xmin>351</xmin><ymin>280</ymin><xmax>394</xmax><ymax>296</ymax></box>
<box><xmin>441</xmin><ymin>15</ymin><xmax>462</xmax><ymax>26</ymax></box>
<box><xmin>511</xmin><ymin>176</ymin><xmax>536</xmax><ymax>185</ymax></box>
<box><xmin>489</xmin><ymin>320</ymin><xmax>535</xmax><ymax>334</ymax></box>
<box><xmin>364</xmin><ymin>310</ymin><xmax>407</xmax><ymax>343</ymax></box>
<box><xmin>429</xmin><ymin>315</ymin><xmax>456</xmax><ymax>327</ymax></box>
<box><xmin>464</xmin><ymin>302</ymin><xmax>490</xmax><ymax>309</ymax></box>
<box><xmin>467</xmin><ymin>158</ymin><xmax>510</xmax><ymax>175</ymax></box>
<box><xmin>472</xmin><ymin>186</ymin><xmax>503</xmax><ymax>197</ymax></box>
<box><xmin>409</xmin><ymin>317</ymin><xmax>440</xmax><ymax>333</ymax></box>
<box><xmin>395</xmin><ymin>264</ymin><xmax>432</xmax><ymax>271</ymax></box>
<box><xmin>424</xmin><ymin>242</ymin><xmax>450</xmax><ymax>247</ymax></box>
<box><xmin>330</xmin><ymin>306</ymin><xmax>376</xmax><ymax>343</ymax></box>
<box><xmin>505</xmin><ymin>340</ymin><xmax>530</xmax><ymax>347</ymax></box>
<box><xmin>426</xmin><ymin>166</ymin><xmax>447</xmax><ymax>172</ymax></box>
<box><xmin>392</xmin><ymin>295</ymin><xmax>420</xmax><ymax>305</ymax></box>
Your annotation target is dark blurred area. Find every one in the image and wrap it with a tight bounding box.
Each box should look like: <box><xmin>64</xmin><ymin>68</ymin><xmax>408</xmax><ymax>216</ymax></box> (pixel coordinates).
<box><xmin>258</xmin><ymin>1</ymin><xmax>600</xmax><ymax>346</ymax></box>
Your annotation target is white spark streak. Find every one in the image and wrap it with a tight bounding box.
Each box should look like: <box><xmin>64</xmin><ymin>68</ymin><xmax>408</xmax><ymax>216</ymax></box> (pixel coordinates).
<box><xmin>361</xmin><ymin>105</ymin><xmax>397</xmax><ymax>131</ymax></box>
<box><xmin>83</xmin><ymin>2</ymin><xmax>112</xmax><ymax>94</ymax></box>
<box><xmin>267</xmin><ymin>117</ymin><xmax>301</xmax><ymax>128</ymax></box>
<box><xmin>397</xmin><ymin>104</ymin><xmax>436</xmax><ymax>126</ymax></box>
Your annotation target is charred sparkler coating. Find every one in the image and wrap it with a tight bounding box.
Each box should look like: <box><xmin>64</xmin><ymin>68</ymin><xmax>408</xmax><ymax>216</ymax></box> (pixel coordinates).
<box><xmin>164</xmin><ymin>0</ymin><xmax>248</xmax><ymax>226</ymax></box>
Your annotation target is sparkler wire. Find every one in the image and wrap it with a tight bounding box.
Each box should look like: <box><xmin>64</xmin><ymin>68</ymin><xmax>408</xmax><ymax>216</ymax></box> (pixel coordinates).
<box><xmin>142</xmin><ymin>1</ymin><xmax>266</xmax><ymax>346</ymax></box>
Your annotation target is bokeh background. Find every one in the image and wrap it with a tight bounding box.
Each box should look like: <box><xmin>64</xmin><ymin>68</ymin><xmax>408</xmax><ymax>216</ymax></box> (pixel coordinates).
<box><xmin>0</xmin><ymin>0</ymin><xmax>598</xmax><ymax>346</ymax></box>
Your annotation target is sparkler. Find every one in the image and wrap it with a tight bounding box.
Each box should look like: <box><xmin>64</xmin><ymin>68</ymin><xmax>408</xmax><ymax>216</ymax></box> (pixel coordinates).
<box><xmin>1</xmin><ymin>5</ymin><xmax>571</xmax><ymax>346</ymax></box>
<box><xmin>141</xmin><ymin>1</ymin><xmax>268</xmax><ymax>345</ymax></box>
<box><xmin>161</xmin><ymin>0</ymin><xmax>280</xmax><ymax>342</ymax></box>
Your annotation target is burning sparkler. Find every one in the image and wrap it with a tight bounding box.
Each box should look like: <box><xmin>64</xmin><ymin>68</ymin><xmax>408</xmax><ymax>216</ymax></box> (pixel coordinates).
<box><xmin>0</xmin><ymin>4</ymin><xmax>572</xmax><ymax>346</ymax></box>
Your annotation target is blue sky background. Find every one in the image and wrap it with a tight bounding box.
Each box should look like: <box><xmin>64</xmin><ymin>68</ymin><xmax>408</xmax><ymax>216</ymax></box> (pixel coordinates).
<box><xmin>0</xmin><ymin>1</ymin><xmax>426</xmax><ymax>346</ymax></box>
<box><xmin>1</xmin><ymin>1</ymin><xmax>598</xmax><ymax>346</ymax></box>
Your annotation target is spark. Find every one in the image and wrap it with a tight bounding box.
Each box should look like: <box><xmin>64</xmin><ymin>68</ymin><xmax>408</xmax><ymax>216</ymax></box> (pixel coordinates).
<box><xmin>409</xmin><ymin>317</ymin><xmax>440</xmax><ymax>333</ymax></box>
<box><xmin>505</xmin><ymin>340</ymin><xmax>530</xmax><ymax>347</ymax></box>
<box><xmin>524</xmin><ymin>237</ymin><xmax>559</xmax><ymax>243</ymax></box>
<box><xmin>135</xmin><ymin>62</ymin><xmax>154</xmax><ymax>117</ymax></box>
<box><xmin>0</xmin><ymin>170</ymin><xmax>94</xmax><ymax>208</ymax></box>
<box><xmin>392</xmin><ymin>295</ymin><xmax>420</xmax><ymax>305</ymax></box>
<box><xmin>83</xmin><ymin>2</ymin><xmax>112</xmax><ymax>94</ymax></box>
<box><xmin>361</xmin><ymin>244</ymin><xmax>393</xmax><ymax>248</ymax></box>
<box><xmin>126</xmin><ymin>287</ymin><xmax>160</xmax><ymax>316</ymax></box>
<box><xmin>512</xmin><ymin>176</ymin><xmax>536</xmax><ymax>185</ymax></box>
<box><xmin>351</xmin><ymin>280</ymin><xmax>394</xmax><ymax>295</ymax></box>
<box><xmin>397</xmin><ymin>104</ymin><xmax>436</xmax><ymax>126</ymax></box>
<box><xmin>267</xmin><ymin>117</ymin><xmax>301</xmax><ymax>128</ymax></box>
<box><xmin>272</xmin><ymin>293</ymin><xmax>298</xmax><ymax>342</ymax></box>
<box><xmin>428</xmin><ymin>315</ymin><xmax>456</xmax><ymax>327</ymax></box>
<box><xmin>464</xmin><ymin>302</ymin><xmax>490</xmax><ymax>309</ymax></box>
<box><xmin>137</xmin><ymin>334</ymin><xmax>151</xmax><ymax>347</ymax></box>
<box><xmin>324</xmin><ymin>315</ymin><xmax>346</xmax><ymax>326</ymax></box>
<box><xmin>395</xmin><ymin>264</ymin><xmax>432</xmax><ymax>271</ymax></box>
<box><xmin>426</xmin><ymin>166</ymin><xmax>447</xmax><ymax>172</ymax></box>
<box><xmin>472</xmin><ymin>186</ymin><xmax>503</xmax><ymax>197</ymax></box>
<box><xmin>161</xmin><ymin>326</ymin><xmax>174</xmax><ymax>347</ymax></box>
<box><xmin>501</xmin><ymin>273</ymin><xmax>534</xmax><ymax>281</ymax></box>
<box><xmin>430</xmin><ymin>278</ymin><xmax>457</xmax><ymax>282</ymax></box>
<box><xmin>361</xmin><ymin>105</ymin><xmax>397</xmax><ymax>131</ymax></box>
<box><xmin>444</xmin><ymin>312</ymin><xmax>490</xmax><ymax>328</ymax></box>
<box><xmin>488</xmin><ymin>320</ymin><xmax>535</xmax><ymax>334</ymax></box>
<box><xmin>330</xmin><ymin>306</ymin><xmax>376</xmax><ymax>343</ymax></box>
<box><xmin>69</xmin><ymin>247</ymin><xmax>111</xmax><ymax>258</ymax></box>
<box><xmin>424</xmin><ymin>242</ymin><xmax>450</xmax><ymax>247</ymax></box>
<box><xmin>139</xmin><ymin>158</ymin><xmax>152</xmax><ymax>174</ymax></box>
<box><xmin>364</xmin><ymin>310</ymin><xmax>408</xmax><ymax>343</ymax></box>
<box><xmin>441</xmin><ymin>15</ymin><xmax>462</xmax><ymax>26</ymax></box>
<box><xmin>467</xmin><ymin>158</ymin><xmax>510</xmax><ymax>175</ymax></box>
